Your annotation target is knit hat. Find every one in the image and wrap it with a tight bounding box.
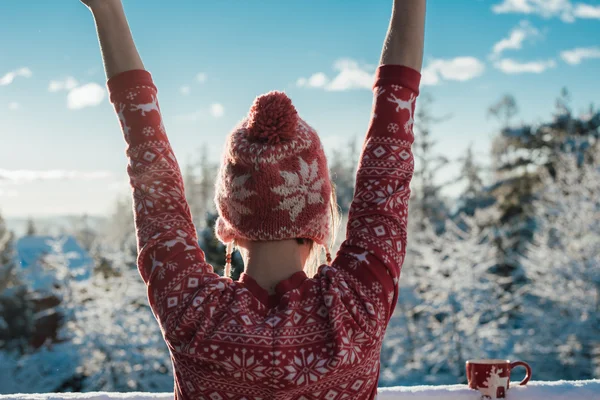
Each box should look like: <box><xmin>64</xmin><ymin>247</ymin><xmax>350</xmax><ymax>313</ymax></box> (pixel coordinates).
<box><xmin>215</xmin><ymin>91</ymin><xmax>332</xmax><ymax>248</ymax></box>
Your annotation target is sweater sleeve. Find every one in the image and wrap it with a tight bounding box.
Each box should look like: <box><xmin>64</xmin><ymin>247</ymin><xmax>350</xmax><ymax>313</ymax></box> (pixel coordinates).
<box><xmin>332</xmin><ymin>65</ymin><xmax>420</xmax><ymax>323</ymax></box>
<box><xmin>107</xmin><ymin>70</ymin><xmax>226</xmax><ymax>336</ymax></box>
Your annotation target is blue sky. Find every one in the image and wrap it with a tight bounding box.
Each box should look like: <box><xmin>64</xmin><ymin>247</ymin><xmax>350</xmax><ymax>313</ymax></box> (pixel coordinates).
<box><xmin>0</xmin><ymin>0</ymin><xmax>599</xmax><ymax>218</ymax></box>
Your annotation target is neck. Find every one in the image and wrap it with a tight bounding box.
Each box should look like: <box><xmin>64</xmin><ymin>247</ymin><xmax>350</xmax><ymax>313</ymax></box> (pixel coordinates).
<box><xmin>242</xmin><ymin>240</ymin><xmax>306</xmax><ymax>295</ymax></box>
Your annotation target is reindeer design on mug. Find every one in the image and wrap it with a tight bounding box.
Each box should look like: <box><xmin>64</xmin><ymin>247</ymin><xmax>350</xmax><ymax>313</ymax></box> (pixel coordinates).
<box><xmin>479</xmin><ymin>367</ymin><xmax>509</xmax><ymax>400</ymax></box>
<box><xmin>387</xmin><ymin>92</ymin><xmax>416</xmax><ymax>134</ymax></box>
<box><xmin>131</xmin><ymin>94</ymin><xmax>160</xmax><ymax>116</ymax></box>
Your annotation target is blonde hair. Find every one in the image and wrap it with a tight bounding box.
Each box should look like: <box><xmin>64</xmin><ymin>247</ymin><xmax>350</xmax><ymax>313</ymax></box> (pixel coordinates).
<box><xmin>303</xmin><ymin>182</ymin><xmax>341</xmax><ymax>277</ymax></box>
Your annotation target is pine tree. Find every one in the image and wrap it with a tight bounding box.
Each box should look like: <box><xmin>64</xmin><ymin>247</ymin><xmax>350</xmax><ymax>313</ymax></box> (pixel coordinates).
<box><xmin>70</xmin><ymin>214</ymin><xmax>96</xmax><ymax>252</ymax></box>
<box><xmin>454</xmin><ymin>144</ymin><xmax>493</xmax><ymax>217</ymax></box>
<box><xmin>199</xmin><ymin>213</ymin><xmax>243</xmax><ymax>280</ymax></box>
<box><xmin>184</xmin><ymin>144</ymin><xmax>218</xmax><ymax>231</ymax></box>
<box><xmin>104</xmin><ymin>196</ymin><xmax>136</xmax><ymax>263</ymax></box>
<box><xmin>329</xmin><ymin>137</ymin><xmax>359</xmax><ymax>213</ymax></box>
<box><xmin>66</xmin><ymin>263</ymin><xmax>172</xmax><ymax>391</ymax></box>
<box><xmin>382</xmin><ymin>212</ymin><xmax>503</xmax><ymax>385</ymax></box>
<box><xmin>412</xmin><ymin>93</ymin><xmax>450</xmax><ymax>231</ymax></box>
<box><xmin>488</xmin><ymin>90</ymin><xmax>599</xmax><ymax>280</ymax></box>
<box><xmin>0</xmin><ymin>213</ymin><xmax>15</xmax><ymax>288</ymax></box>
<box><xmin>488</xmin><ymin>94</ymin><xmax>518</xmax><ymax>128</ymax></box>
<box><xmin>25</xmin><ymin>217</ymin><xmax>36</xmax><ymax>236</ymax></box>
<box><xmin>521</xmin><ymin>154</ymin><xmax>600</xmax><ymax>380</ymax></box>
<box><xmin>0</xmin><ymin>211</ymin><xmax>34</xmax><ymax>354</ymax></box>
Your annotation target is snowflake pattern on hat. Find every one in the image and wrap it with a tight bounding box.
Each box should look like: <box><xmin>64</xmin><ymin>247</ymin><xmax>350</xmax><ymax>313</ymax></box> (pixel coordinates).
<box><xmin>271</xmin><ymin>157</ymin><xmax>325</xmax><ymax>222</ymax></box>
<box><xmin>222</xmin><ymin>173</ymin><xmax>256</xmax><ymax>224</ymax></box>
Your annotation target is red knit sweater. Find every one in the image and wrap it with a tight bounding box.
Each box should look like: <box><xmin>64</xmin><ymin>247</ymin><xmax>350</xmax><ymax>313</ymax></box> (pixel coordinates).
<box><xmin>108</xmin><ymin>65</ymin><xmax>420</xmax><ymax>400</ymax></box>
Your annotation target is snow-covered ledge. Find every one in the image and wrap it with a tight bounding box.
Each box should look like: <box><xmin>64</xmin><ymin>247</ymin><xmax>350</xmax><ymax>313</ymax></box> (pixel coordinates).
<box><xmin>1</xmin><ymin>381</ymin><xmax>599</xmax><ymax>400</ymax></box>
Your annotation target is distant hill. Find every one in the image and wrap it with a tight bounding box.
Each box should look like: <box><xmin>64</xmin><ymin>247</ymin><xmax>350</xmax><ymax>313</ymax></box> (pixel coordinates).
<box><xmin>5</xmin><ymin>215</ymin><xmax>108</xmax><ymax>238</ymax></box>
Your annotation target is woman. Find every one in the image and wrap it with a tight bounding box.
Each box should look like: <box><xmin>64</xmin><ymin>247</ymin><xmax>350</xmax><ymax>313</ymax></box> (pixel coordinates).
<box><xmin>81</xmin><ymin>0</ymin><xmax>425</xmax><ymax>398</ymax></box>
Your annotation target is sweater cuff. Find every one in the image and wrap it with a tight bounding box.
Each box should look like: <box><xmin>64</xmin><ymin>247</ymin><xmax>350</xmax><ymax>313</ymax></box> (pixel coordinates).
<box><xmin>373</xmin><ymin>65</ymin><xmax>421</xmax><ymax>94</ymax></box>
<box><xmin>107</xmin><ymin>69</ymin><xmax>155</xmax><ymax>103</ymax></box>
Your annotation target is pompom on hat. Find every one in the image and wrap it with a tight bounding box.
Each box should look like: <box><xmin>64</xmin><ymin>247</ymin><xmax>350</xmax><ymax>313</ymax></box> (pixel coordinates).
<box><xmin>246</xmin><ymin>92</ymin><xmax>298</xmax><ymax>144</ymax></box>
<box><xmin>214</xmin><ymin>91</ymin><xmax>332</xmax><ymax>253</ymax></box>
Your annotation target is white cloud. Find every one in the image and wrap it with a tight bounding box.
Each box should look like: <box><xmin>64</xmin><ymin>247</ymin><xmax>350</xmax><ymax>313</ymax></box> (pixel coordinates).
<box><xmin>0</xmin><ymin>67</ymin><xmax>32</xmax><ymax>86</ymax></box>
<box><xmin>491</xmin><ymin>20</ymin><xmax>540</xmax><ymax>58</ymax></box>
<box><xmin>573</xmin><ymin>3</ymin><xmax>600</xmax><ymax>18</ymax></box>
<box><xmin>420</xmin><ymin>67</ymin><xmax>440</xmax><ymax>86</ymax></box>
<box><xmin>422</xmin><ymin>57</ymin><xmax>486</xmax><ymax>85</ymax></box>
<box><xmin>494</xmin><ymin>58</ymin><xmax>556</xmax><ymax>73</ymax></box>
<box><xmin>49</xmin><ymin>76</ymin><xmax>106</xmax><ymax>110</ymax></box>
<box><xmin>180</xmin><ymin>85</ymin><xmax>191</xmax><ymax>95</ymax></box>
<box><xmin>296</xmin><ymin>59</ymin><xmax>374</xmax><ymax>91</ymax></box>
<box><xmin>297</xmin><ymin>72</ymin><xmax>329</xmax><ymax>88</ymax></box>
<box><xmin>196</xmin><ymin>73</ymin><xmax>207</xmax><ymax>83</ymax></box>
<box><xmin>8</xmin><ymin>102</ymin><xmax>20</xmax><ymax>111</ymax></box>
<box><xmin>67</xmin><ymin>83</ymin><xmax>106</xmax><ymax>110</ymax></box>
<box><xmin>210</xmin><ymin>103</ymin><xmax>225</xmax><ymax>118</ymax></box>
<box><xmin>48</xmin><ymin>76</ymin><xmax>79</xmax><ymax>92</ymax></box>
<box><xmin>298</xmin><ymin>57</ymin><xmax>485</xmax><ymax>91</ymax></box>
<box><xmin>560</xmin><ymin>46</ymin><xmax>600</xmax><ymax>64</ymax></box>
<box><xmin>0</xmin><ymin>169</ymin><xmax>112</xmax><ymax>184</ymax></box>
<box><xmin>491</xmin><ymin>0</ymin><xmax>600</xmax><ymax>22</ymax></box>
<box><xmin>325</xmin><ymin>59</ymin><xmax>374</xmax><ymax>91</ymax></box>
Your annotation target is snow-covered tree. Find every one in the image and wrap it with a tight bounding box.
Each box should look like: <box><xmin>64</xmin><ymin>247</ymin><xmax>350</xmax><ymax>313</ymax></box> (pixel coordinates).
<box><xmin>69</xmin><ymin>214</ymin><xmax>97</xmax><ymax>252</ymax></box>
<box><xmin>0</xmin><ymin>228</ymin><xmax>82</xmax><ymax>392</ymax></box>
<box><xmin>0</xmin><ymin>343</ymin><xmax>81</xmax><ymax>394</ymax></box>
<box><xmin>0</xmin><ymin>211</ymin><xmax>35</xmax><ymax>355</ymax></box>
<box><xmin>0</xmin><ymin>212</ymin><xmax>17</xmax><ymax>290</ymax></box>
<box><xmin>381</xmin><ymin>210</ymin><xmax>505</xmax><ymax>385</ymax></box>
<box><xmin>25</xmin><ymin>217</ymin><xmax>37</xmax><ymax>236</ymax></box>
<box><xmin>199</xmin><ymin>212</ymin><xmax>243</xmax><ymax>279</ymax></box>
<box><xmin>184</xmin><ymin>144</ymin><xmax>218</xmax><ymax>231</ymax></box>
<box><xmin>103</xmin><ymin>196</ymin><xmax>137</xmax><ymax>262</ymax></box>
<box><xmin>488</xmin><ymin>94</ymin><xmax>518</xmax><ymax>129</ymax></box>
<box><xmin>488</xmin><ymin>89</ymin><xmax>599</xmax><ymax>280</ymax></box>
<box><xmin>329</xmin><ymin>137</ymin><xmax>359</xmax><ymax>213</ymax></box>
<box><xmin>519</xmin><ymin>155</ymin><xmax>600</xmax><ymax>380</ymax></box>
<box><xmin>412</xmin><ymin>93</ymin><xmax>450</xmax><ymax>231</ymax></box>
<box><xmin>454</xmin><ymin>144</ymin><xmax>495</xmax><ymax>218</ymax></box>
<box><xmin>65</xmin><ymin>251</ymin><xmax>173</xmax><ymax>391</ymax></box>
<box><xmin>0</xmin><ymin>235</ymin><xmax>174</xmax><ymax>393</ymax></box>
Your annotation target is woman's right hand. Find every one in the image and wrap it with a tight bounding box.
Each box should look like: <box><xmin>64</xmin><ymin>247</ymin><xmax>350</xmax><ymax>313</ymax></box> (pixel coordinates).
<box><xmin>79</xmin><ymin>0</ymin><xmax>144</xmax><ymax>79</ymax></box>
<box><xmin>80</xmin><ymin>0</ymin><xmax>120</xmax><ymax>11</ymax></box>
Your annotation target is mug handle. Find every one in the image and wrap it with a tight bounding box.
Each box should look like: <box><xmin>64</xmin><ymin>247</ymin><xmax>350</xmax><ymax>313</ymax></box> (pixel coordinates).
<box><xmin>510</xmin><ymin>361</ymin><xmax>532</xmax><ymax>385</ymax></box>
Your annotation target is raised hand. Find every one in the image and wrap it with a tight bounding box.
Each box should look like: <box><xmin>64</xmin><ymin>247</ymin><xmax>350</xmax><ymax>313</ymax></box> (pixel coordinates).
<box><xmin>82</xmin><ymin>0</ymin><xmax>144</xmax><ymax>78</ymax></box>
<box><xmin>80</xmin><ymin>0</ymin><xmax>117</xmax><ymax>10</ymax></box>
<box><xmin>380</xmin><ymin>0</ymin><xmax>426</xmax><ymax>70</ymax></box>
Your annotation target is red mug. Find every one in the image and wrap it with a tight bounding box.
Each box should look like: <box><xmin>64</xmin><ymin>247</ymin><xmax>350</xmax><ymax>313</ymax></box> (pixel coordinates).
<box><xmin>466</xmin><ymin>359</ymin><xmax>532</xmax><ymax>399</ymax></box>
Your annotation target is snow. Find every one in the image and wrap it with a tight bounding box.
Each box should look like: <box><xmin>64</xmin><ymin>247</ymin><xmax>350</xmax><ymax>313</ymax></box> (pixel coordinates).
<box><xmin>15</xmin><ymin>235</ymin><xmax>92</xmax><ymax>290</ymax></box>
<box><xmin>1</xmin><ymin>381</ymin><xmax>599</xmax><ymax>400</ymax></box>
<box><xmin>378</xmin><ymin>380</ymin><xmax>600</xmax><ymax>399</ymax></box>
<box><xmin>17</xmin><ymin>235</ymin><xmax>92</xmax><ymax>272</ymax></box>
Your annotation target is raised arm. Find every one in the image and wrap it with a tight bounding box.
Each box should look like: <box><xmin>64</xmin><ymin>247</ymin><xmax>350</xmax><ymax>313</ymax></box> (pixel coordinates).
<box><xmin>381</xmin><ymin>0</ymin><xmax>426</xmax><ymax>70</ymax></box>
<box><xmin>81</xmin><ymin>0</ymin><xmax>225</xmax><ymax>339</ymax></box>
<box><xmin>331</xmin><ymin>0</ymin><xmax>425</xmax><ymax>326</ymax></box>
<box><xmin>82</xmin><ymin>0</ymin><xmax>144</xmax><ymax>78</ymax></box>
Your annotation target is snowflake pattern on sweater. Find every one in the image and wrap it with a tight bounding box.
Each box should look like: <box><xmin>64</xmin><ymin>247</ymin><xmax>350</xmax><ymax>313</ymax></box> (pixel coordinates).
<box><xmin>108</xmin><ymin>65</ymin><xmax>420</xmax><ymax>400</ymax></box>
